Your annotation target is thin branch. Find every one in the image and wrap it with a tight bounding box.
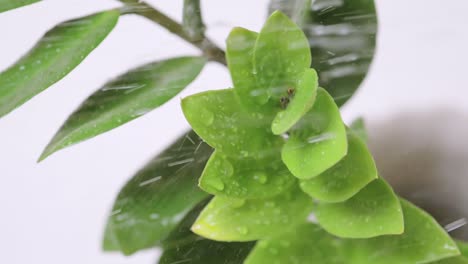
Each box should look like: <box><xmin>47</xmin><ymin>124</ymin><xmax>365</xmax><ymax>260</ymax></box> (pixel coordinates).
<box><xmin>119</xmin><ymin>0</ymin><xmax>226</xmax><ymax>65</ymax></box>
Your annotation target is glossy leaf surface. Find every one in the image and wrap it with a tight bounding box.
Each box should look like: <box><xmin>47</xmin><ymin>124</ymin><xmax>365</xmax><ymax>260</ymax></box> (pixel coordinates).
<box><xmin>182</xmin><ymin>88</ymin><xmax>279</xmax><ymax>158</ymax></box>
<box><xmin>300</xmin><ymin>130</ymin><xmax>377</xmax><ymax>202</ymax></box>
<box><xmin>199</xmin><ymin>149</ymin><xmax>296</xmax><ymax>199</ymax></box>
<box><xmin>282</xmin><ymin>88</ymin><xmax>347</xmax><ymax>179</ymax></box>
<box><xmin>39</xmin><ymin>56</ymin><xmax>205</xmax><ymax>161</ymax></box>
<box><xmin>0</xmin><ymin>10</ymin><xmax>119</xmax><ymax>118</ymax></box>
<box><xmin>316</xmin><ymin>179</ymin><xmax>403</xmax><ymax>238</ymax></box>
<box><xmin>253</xmin><ymin>10</ymin><xmax>311</xmax><ymax>105</ymax></box>
<box><xmin>103</xmin><ymin>131</ymin><xmax>212</xmax><ymax>255</ymax></box>
<box><xmin>192</xmin><ymin>185</ymin><xmax>313</xmax><ymax>241</ymax></box>
<box><xmin>271</xmin><ymin>68</ymin><xmax>318</xmax><ymax>135</ymax></box>
<box><xmin>0</xmin><ymin>0</ymin><xmax>40</xmax><ymax>13</ymax></box>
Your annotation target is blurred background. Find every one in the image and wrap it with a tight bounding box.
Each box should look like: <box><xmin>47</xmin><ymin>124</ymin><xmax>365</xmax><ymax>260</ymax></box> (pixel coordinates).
<box><xmin>0</xmin><ymin>0</ymin><xmax>467</xmax><ymax>263</ymax></box>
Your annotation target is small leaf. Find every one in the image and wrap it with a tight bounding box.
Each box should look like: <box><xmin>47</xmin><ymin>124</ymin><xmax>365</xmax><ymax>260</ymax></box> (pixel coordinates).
<box><xmin>103</xmin><ymin>131</ymin><xmax>212</xmax><ymax>255</ymax></box>
<box><xmin>245</xmin><ymin>223</ymin><xmax>348</xmax><ymax>264</ymax></box>
<box><xmin>350</xmin><ymin>117</ymin><xmax>368</xmax><ymax>143</ymax></box>
<box><xmin>0</xmin><ymin>10</ymin><xmax>119</xmax><ymax>118</ymax></box>
<box><xmin>253</xmin><ymin>10</ymin><xmax>311</xmax><ymax>106</ymax></box>
<box><xmin>316</xmin><ymin>178</ymin><xmax>404</xmax><ymax>238</ymax></box>
<box><xmin>160</xmin><ymin>200</ymin><xmax>255</xmax><ymax>264</ymax></box>
<box><xmin>199</xmin><ymin>149</ymin><xmax>296</xmax><ymax>199</ymax></box>
<box><xmin>39</xmin><ymin>56</ymin><xmax>205</xmax><ymax>161</ymax></box>
<box><xmin>282</xmin><ymin>88</ymin><xmax>347</xmax><ymax>179</ymax></box>
<box><xmin>182</xmin><ymin>88</ymin><xmax>280</xmax><ymax>158</ymax></box>
<box><xmin>300</xmin><ymin>130</ymin><xmax>377</xmax><ymax>202</ymax></box>
<box><xmin>182</xmin><ymin>0</ymin><xmax>205</xmax><ymax>41</ymax></box>
<box><xmin>350</xmin><ymin>199</ymin><xmax>460</xmax><ymax>263</ymax></box>
<box><xmin>191</xmin><ymin>185</ymin><xmax>313</xmax><ymax>241</ymax></box>
<box><xmin>271</xmin><ymin>68</ymin><xmax>318</xmax><ymax>135</ymax></box>
<box><xmin>0</xmin><ymin>0</ymin><xmax>40</xmax><ymax>13</ymax></box>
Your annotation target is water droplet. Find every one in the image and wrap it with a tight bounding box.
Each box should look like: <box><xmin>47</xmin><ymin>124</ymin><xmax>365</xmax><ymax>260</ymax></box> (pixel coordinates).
<box><xmin>237</xmin><ymin>226</ymin><xmax>248</xmax><ymax>235</ymax></box>
<box><xmin>231</xmin><ymin>199</ymin><xmax>246</xmax><ymax>208</ymax></box>
<box><xmin>209</xmin><ymin>177</ymin><xmax>224</xmax><ymax>191</ymax></box>
<box><xmin>253</xmin><ymin>172</ymin><xmax>268</xmax><ymax>184</ymax></box>
<box><xmin>221</xmin><ymin>159</ymin><xmax>234</xmax><ymax>177</ymax></box>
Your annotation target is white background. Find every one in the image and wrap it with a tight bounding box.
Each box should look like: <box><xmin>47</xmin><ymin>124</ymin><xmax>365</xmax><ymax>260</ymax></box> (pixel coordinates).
<box><xmin>0</xmin><ymin>0</ymin><xmax>467</xmax><ymax>263</ymax></box>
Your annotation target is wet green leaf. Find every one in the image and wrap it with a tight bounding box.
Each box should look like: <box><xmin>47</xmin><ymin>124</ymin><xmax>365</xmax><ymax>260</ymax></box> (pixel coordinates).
<box><xmin>199</xmin><ymin>149</ymin><xmax>296</xmax><ymax>199</ymax></box>
<box><xmin>182</xmin><ymin>88</ymin><xmax>280</xmax><ymax>158</ymax></box>
<box><xmin>182</xmin><ymin>0</ymin><xmax>205</xmax><ymax>41</ymax></box>
<box><xmin>0</xmin><ymin>0</ymin><xmax>40</xmax><ymax>13</ymax></box>
<box><xmin>191</xmin><ymin>185</ymin><xmax>313</xmax><ymax>241</ymax></box>
<box><xmin>39</xmin><ymin>56</ymin><xmax>205</xmax><ymax>161</ymax></box>
<box><xmin>350</xmin><ymin>199</ymin><xmax>460</xmax><ymax>264</ymax></box>
<box><xmin>434</xmin><ymin>256</ymin><xmax>468</xmax><ymax>264</ymax></box>
<box><xmin>103</xmin><ymin>131</ymin><xmax>212</xmax><ymax>255</ymax></box>
<box><xmin>271</xmin><ymin>68</ymin><xmax>318</xmax><ymax>135</ymax></box>
<box><xmin>300</xmin><ymin>130</ymin><xmax>377</xmax><ymax>202</ymax></box>
<box><xmin>253</xmin><ymin>10</ymin><xmax>311</xmax><ymax>106</ymax></box>
<box><xmin>245</xmin><ymin>223</ymin><xmax>348</xmax><ymax>264</ymax></box>
<box><xmin>316</xmin><ymin>179</ymin><xmax>403</xmax><ymax>238</ymax></box>
<box><xmin>350</xmin><ymin>117</ymin><xmax>368</xmax><ymax>143</ymax></box>
<box><xmin>0</xmin><ymin>10</ymin><xmax>119</xmax><ymax>118</ymax></box>
<box><xmin>282</xmin><ymin>88</ymin><xmax>347</xmax><ymax>179</ymax></box>
<box><xmin>160</xmin><ymin>200</ymin><xmax>254</xmax><ymax>264</ymax></box>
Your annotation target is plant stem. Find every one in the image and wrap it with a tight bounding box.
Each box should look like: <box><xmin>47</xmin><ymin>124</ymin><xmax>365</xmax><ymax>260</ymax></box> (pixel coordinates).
<box><xmin>119</xmin><ymin>0</ymin><xmax>226</xmax><ymax>65</ymax></box>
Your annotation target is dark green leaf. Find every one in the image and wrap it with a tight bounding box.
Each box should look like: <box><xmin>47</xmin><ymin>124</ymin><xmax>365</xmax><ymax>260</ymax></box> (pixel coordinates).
<box><xmin>0</xmin><ymin>0</ymin><xmax>40</xmax><ymax>13</ymax></box>
<box><xmin>103</xmin><ymin>130</ymin><xmax>212</xmax><ymax>255</ymax></box>
<box><xmin>0</xmin><ymin>10</ymin><xmax>119</xmax><ymax>118</ymax></box>
<box><xmin>316</xmin><ymin>178</ymin><xmax>404</xmax><ymax>238</ymax></box>
<box><xmin>182</xmin><ymin>0</ymin><xmax>205</xmax><ymax>41</ymax></box>
<box><xmin>39</xmin><ymin>56</ymin><xmax>205</xmax><ymax>161</ymax></box>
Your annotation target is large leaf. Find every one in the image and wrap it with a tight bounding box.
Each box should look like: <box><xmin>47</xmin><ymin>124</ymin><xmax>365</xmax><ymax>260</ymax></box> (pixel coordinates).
<box><xmin>253</xmin><ymin>11</ymin><xmax>311</xmax><ymax>106</ymax></box>
<box><xmin>199</xmin><ymin>149</ymin><xmax>296</xmax><ymax>199</ymax></box>
<box><xmin>300</xmin><ymin>129</ymin><xmax>377</xmax><ymax>202</ymax></box>
<box><xmin>269</xmin><ymin>0</ymin><xmax>378</xmax><ymax>106</ymax></box>
<box><xmin>0</xmin><ymin>10</ymin><xmax>119</xmax><ymax>118</ymax></box>
<box><xmin>103</xmin><ymin>130</ymin><xmax>212</xmax><ymax>255</ymax></box>
<box><xmin>191</xmin><ymin>185</ymin><xmax>313</xmax><ymax>241</ymax></box>
<box><xmin>316</xmin><ymin>178</ymin><xmax>403</xmax><ymax>238</ymax></box>
<box><xmin>159</xmin><ymin>200</ymin><xmax>254</xmax><ymax>264</ymax></box>
<box><xmin>39</xmin><ymin>56</ymin><xmax>205</xmax><ymax>161</ymax></box>
<box><xmin>0</xmin><ymin>0</ymin><xmax>40</xmax><ymax>13</ymax></box>
<box><xmin>282</xmin><ymin>88</ymin><xmax>347</xmax><ymax>179</ymax></box>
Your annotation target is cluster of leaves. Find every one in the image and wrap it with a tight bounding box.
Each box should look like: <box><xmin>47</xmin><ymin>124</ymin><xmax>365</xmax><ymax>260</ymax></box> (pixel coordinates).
<box><xmin>1</xmin><ymin>1</ymin><xmax>467</xmax><ymax>263</ymax></box>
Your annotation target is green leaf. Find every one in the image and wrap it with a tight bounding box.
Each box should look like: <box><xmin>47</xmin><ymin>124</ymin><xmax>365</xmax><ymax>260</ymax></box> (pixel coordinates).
<box><xmin>199</xmin><ymin>149</ymin><xmax>296</xmax><ymax>199</ymax></box>
<box><xmin>39</xmin><ymin>56</ymin><xmax>205</xmax><ymax>161</ymax></box>
<box><xmin>0</xmin><ymin>0</ymin><xmax>40</xmax><ymax>13</ymax></box>
<box><xmin>182</xmin><ymin>0</ymin><xmax>205</xmax><ymax>41</ymax></box>
<box><xmin>182</xmin><ymin>88</ymin><xmax>280</xmax><ymax>158</ymax></box>
<box><xmin>282</xmin><ymin>87</ymin><xmax>347</xmax><ymax>179</ymax></box>
<box><xmin>433</xmin><ymin>256</ymin><xmax>468</xmax><ymax>264</ymax></box>
<box><xmin>350</xmin><ymin>199</ymin><xmax>460</xmax><ymax>264</ymax></box>
<box><xmin>300</xmin><ymin>129</ymin><xmax>377</xmax><ymax>202</ymax></box>
<box><xmin>191</xmin><ymin>185</ymin><xmax>313</xmax><ymax>241</ymax></box>
<box><xmin>271</xmin><ymin>68</ymin><xmax>318</xmax><ymax>135</ymax></box>
<box><xmin>350</xmin><ymin>117</ymin><xmax>368</xmax><ymax>143</ymax></box>
<box><xmin>103</xmin><ymin>130</ymin><xmax>212</xmax><ymax>255</ymax></box>
<box><xmin>253</xmin><ymin>10</ymin><xmax>311</xmax><ymax>106</ymax></box>
<box><xmin>458</xmin><ymin>240</ymin><xmax>468</xmax><ymax>257</ymax></box>
<box><xmin>316</xmin><ymin>178</ymin><xmax>404</xmax><ymax>238</ymax></box>
<box><xmin>0</xmin><ymin>10</ymin><xmax>119</xmax><ymax>118</ymax></box>
<box><xmin>245</xmin><ymin>223</ymin><xmax>348</xmax><ymax>264</ymax></box>
<box><xmin>160</xmin><ymin>200</ymin><xmax>255</xmax><ymax>264</ymax></box>
<box><xmin>268</xmin><ymin>0</ymin><xmax>312</xmax><ymax>27</ymax></box>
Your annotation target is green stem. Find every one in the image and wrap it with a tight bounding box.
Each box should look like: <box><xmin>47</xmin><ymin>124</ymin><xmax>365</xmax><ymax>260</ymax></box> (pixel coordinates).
<box><xmin>119</xmin><ymin>0</ymin><xmax>226</xmax><ymax>65</ymax></box>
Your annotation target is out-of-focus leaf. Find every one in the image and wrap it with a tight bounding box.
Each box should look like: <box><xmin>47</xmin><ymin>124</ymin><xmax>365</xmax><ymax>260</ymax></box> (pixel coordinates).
<box><xmin>159</xmin><ymin>200</ymin><xmax>255</xmax><ymax>264</ymax></box>
<box><xmin>434</xmin><ymin>256</ymin><xmax>468</xmax><ymax>264</ymax></box>
<box><xmin>103</xmin><ymin>130</ymin><xmax>212</xmax><ymax>255</ymax></box>
<box><xmin>182</xmin><ymin>88</ymin><xmax>280</xmax><ymax>158</ymax></box>
<box><xmin>0</xmin><ymin>0</ymin><xmax>40</xmax><ymax>13</ymax></box>
<box><xmin>191</xmin><ymin>185</ymin><xmax>313</xmax><ymax>241</ymax></box>
<box><xmin>316</xmin><ymin>178</ymin><xmax>403</xmax><ymax>238</ymax></box>
<box><xmin>253</xmin><ymin>10</ymin><xmax>311</xmax><ymax>106</ymax></box>
<box><xmin>0</xmin><ymin>10</ymin><xmax>119</xmax><ymax>118</ymax></box>
<box><xmin>39</xmin><ymin>56</ymin><xmax>205</xmax><ymax>161</ymax></box>
<box><xmin>458</xmin><ymin>240</ymin><xmax>468</xmax><ymax>257</ymax></box>
<box><xmin>182</xmin><ymin>0</ymin><xmax>205</xmax><ymax>41</ymax></box>
<box><xmin>271</xmin><ymin>68</ymin><xmax>318</xmax><ymax>135</ymax></box>
<box><xmin>269</xmin><ymin>0</ymin><xmax>378</xmax><ymax>106</ymax></box>
<box><xmin>350</xmin><ymin>117</ymin><xmax>368</xmax><ymax>142</ymax></box>
<box><xmin>300</xmin><ymin>130</ymin><xmax>377</xmax><ymax>202</ymax></box>
<box><xmin>282</xmin><ymin>88</ymin><xmax>347</xmax><ymax>179</ymax></box>
<box><xmin>199</xmin><ymin>149</ymin><xmax>296</xmax><ymax>199</ymax></box>
<box><xmin>268</xmin><ymin>0</ymin><xmax>312</xmax><ymax>27</ymax></box>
